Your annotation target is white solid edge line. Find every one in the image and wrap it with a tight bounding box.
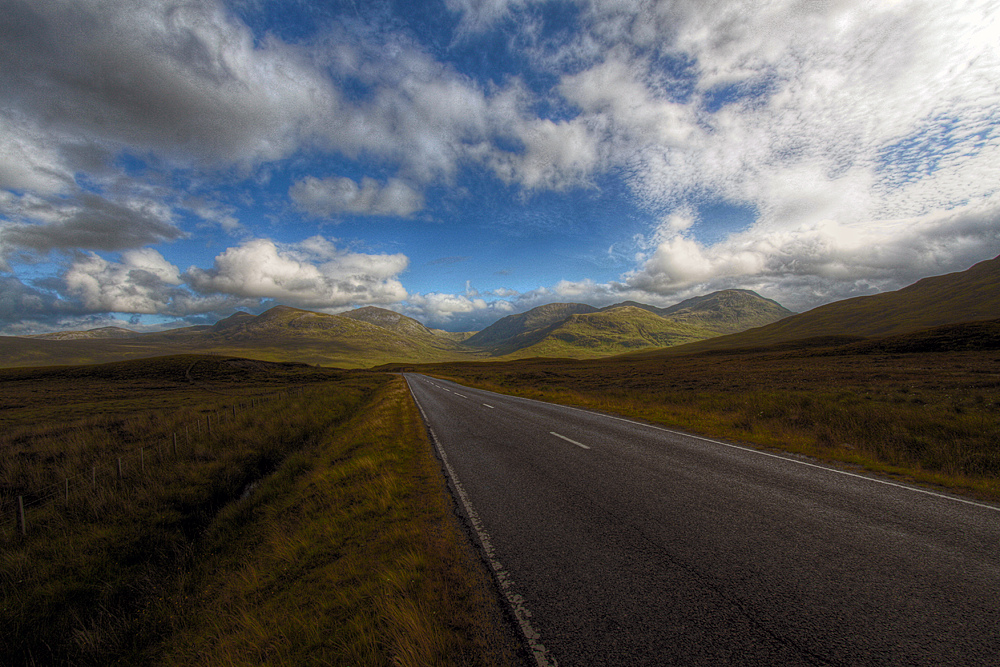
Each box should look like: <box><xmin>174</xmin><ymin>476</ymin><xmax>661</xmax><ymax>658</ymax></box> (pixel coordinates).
<box><xmin>415</xmin><ymin>375</ymin><xmax>1000</xmax><ymax>514</ymax></box>
<box><xmin>550</xmin><ymin>431</ymin><xmax>590</xmax><ymax>450</ymax></box>
<box><xmin>564</xmin><ymin>407</ymin><xmax>1000</xmax><ymax>513</ymax></box>
<box><xmin>405</xmin><ymin>376</ymin><xmax>555</xmax><ymax>667</ymax></box>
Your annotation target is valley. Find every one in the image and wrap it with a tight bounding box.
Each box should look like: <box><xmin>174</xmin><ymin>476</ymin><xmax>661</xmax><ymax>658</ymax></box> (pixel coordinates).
<box><xmin>0</xmin><ymin>289</ymin><xmax>792</xmax><ymax>369</ymax></box>
<box><xmin>4</xmin><ymin>256</ymin><xmax>1000</xmax><ymax>665</ymax></box>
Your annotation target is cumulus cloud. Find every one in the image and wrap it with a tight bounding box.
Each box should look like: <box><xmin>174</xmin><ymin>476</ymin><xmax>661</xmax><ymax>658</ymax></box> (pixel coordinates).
<box><xmin>186</xmin><ymin>237</ymin><xmax>408</xmax><ymax>308</ymax></box>
<box><xmin>0</xmin><ymin>274</ymin><xmax>65</xmax><ymax>324</ymax></box>
<box><xmin>490</xmin><ymin>117</ymin><xmax>602</xmax><ymax>191</ymax></box>
<box><xmin>0</xmin><ymin>0</ymin><xmax>560</xmax><ymax>196</ymax></box>
<box><xmin>64</xmin><ymin>248</ymin><xmax>184</xmax><ymax>314</ymax></box>
<box><xmin>0</xmin><ymin>0</ymin><xmax>336</xmax><ymax>173</ymax></box>
<box><xmin>622</xmin><ymin>198</ymin><xmax>1000</xmax><ymax>311</ymax></box>
<box><xmin>501</xmin><ymin>0</ymin><xmax>1000</xmax><ymax>308</ymax></box>
<box><xmin>289</xmin><ymin>176</ymin><xmax>425</xmax><ymax>218</ymax></box>
<box><xmin>1</xmin><ymin>192</ymin><xmax>184</xmax><ymax>257</ymax></box>
<box><xmin>402</xmin><ymin>291</ymin><xmax>516</xmax><ymax>329</ymax></box>
<box><xmin>318</xmin><ymin>32</ymin><xmax>536</xmax><ymax>185</ymax></box>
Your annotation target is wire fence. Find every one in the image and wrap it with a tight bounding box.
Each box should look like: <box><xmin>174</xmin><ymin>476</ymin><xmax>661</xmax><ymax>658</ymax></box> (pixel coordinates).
<box><xmin>0</xmin><ymin>388</ymin><xmax>304</xmax><ymax>538</ymax></box>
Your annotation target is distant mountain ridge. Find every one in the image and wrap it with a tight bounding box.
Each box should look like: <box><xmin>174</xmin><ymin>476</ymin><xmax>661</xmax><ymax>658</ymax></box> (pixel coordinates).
<box><xmin>466</xmin><ymin>290</ymin><xmax>793</xmax><ymax>357</ymax></box>
<box><xmin>30</xmin><ymin>326</ymin><xmax>141</xmax><ymax>341</ymax></box>
<box><xmin>656</xmin><ymin>254</ymin><xmax>1000</xmax><ymax>355</ymax></box>
<box><xmin>1</xmin><ymin>289</ymin><xmax>795</xmax><ymax>368</ymax></box>
<box><xmin>463</xmin><ymin>303</ymin><xmax>599</xmax><ymax>348</ymax></box>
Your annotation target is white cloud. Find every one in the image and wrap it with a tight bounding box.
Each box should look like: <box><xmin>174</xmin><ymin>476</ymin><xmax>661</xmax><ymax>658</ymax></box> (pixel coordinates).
<box><xmin>503</xmin><ymin>0</ymin><xmax>1000</xmax><ymax>308</ymax></box>
<box><xmin>289</xmin><ymin>176</ymin><xmax>425</xmax><ymax>218</ymax></box>
<box><xmin>490</xmin><ymin>117</ymin><xmax>602</xmax><ymax>191</ymax></box>
<box><xmin>185</xmin><ymin>237</ymin><xmax>409</xmax><ymax>308</ymax></box>
<box><xmin>0</xmin><ymin>192</ymin><xmax>185</xmax><ymax>256</ymax></box>
<box><xmin>444</xmin><ymin>0</ymin><xmax>528</xmax><ymax>33</ymax></box>
<box><xmin>622</xmin><ymin>197</ymin><xmax>1000</xmax><ymax>311</ymax></box>
<box><xmin>401</xmin><ymin>291</ymin><xmax>517</xmax><ymax>329</ymax></box>
<box><xmin>0</xmin><ymin>0</ymin><xmax>337</xmax><ymax>171</ymax></box>
<box><xmin>64</xmin><ymin>248</ymin><xmax>183</xmax><ymax>314</ymax></box>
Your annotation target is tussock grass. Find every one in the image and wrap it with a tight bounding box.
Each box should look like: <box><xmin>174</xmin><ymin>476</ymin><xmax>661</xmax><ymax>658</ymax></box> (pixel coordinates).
<box><xmin>1</xmin><ymin>356</ymin><xmax>519</xmax><ymax>666</ymax></box>
<box><xmin>157</xmin><ymin>375</ymin><xmax>520</xmax><ymax>666</ymax></box>
<box><xmin>1</xmin><ymin>357</ymin><xmax>377</xmax><ymax>665</ymax></box>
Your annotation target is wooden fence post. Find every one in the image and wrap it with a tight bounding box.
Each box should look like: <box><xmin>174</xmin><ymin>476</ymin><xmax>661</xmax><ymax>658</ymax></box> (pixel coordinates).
<box><xmin>117</xmin><ymin>457</ymin><xmax>123</xmax><ymax>480</ymax></box>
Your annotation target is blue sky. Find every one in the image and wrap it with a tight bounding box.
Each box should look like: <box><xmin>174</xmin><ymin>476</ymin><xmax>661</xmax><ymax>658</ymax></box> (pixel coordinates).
<box><xmin>2</xmin><ymin>0</ymin><xmax>999</xmax><ymax>334</ymax></box>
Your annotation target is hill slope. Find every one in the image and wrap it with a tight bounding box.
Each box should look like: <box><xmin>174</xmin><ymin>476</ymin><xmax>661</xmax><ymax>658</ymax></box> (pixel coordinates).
<box><xmin>0</xmin><ymin>306</ymin><xmax>478</xmax><ymax>369</ymax></box>
<box><xmin>0</xmin><ymin>289</ymin><xmax>794</xmax><ymax>368</ymax></box>
<box><xmin>29</xmin><ymin>326</ymin><xmax>141</xmax><ymax>340</ymax></box>
<box><xmin>477</xmin><ymin>290</ymin><xmax>792</xmax><ymax>358</ymax></box>
<box><xmin>502</xmin><ymin>306</ymin><xmax>720</xmax><ymax>359</ymax></box>
<box><xmin>657</xmin><ymin>289</ymin><xmax>794</xmax><ymax>334</ymax></box>
<box><xmin>658</xmin><ymin>255</ymin><xmax>1000</xmax><ymax>354</ymax></box>
<box><xmin>463</xmin><ymin>303</ymin><xmax>599</xmax><ymax>349</ymax></box>
<box><xmin>340</xmin><ymin>306</ymin><xmax>436</xmax><ymax>338</ymax></box>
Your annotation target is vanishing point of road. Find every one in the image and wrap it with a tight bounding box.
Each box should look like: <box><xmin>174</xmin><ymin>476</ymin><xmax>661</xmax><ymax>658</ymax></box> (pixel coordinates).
<box><xmin>405</xmin><ymin>374</ymin><xmax>1000</xmax><ymax>666</ymax></box>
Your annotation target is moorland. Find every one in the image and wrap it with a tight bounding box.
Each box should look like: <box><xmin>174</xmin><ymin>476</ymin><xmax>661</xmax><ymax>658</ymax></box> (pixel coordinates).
<box><xmin>3</xmin><ymin>255</ymin><xmax>1000</xmax><ymax>665</ymax></box>
<box><xmin>0</xmin><ymin>357</ymin><xmax>520</xmax><ymax>666</ymax></box>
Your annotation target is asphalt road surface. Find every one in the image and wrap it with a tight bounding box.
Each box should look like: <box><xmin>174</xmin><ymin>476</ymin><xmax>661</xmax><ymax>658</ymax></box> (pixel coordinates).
<box><xmin>404</xmin><ymin>374</ymin><xmax>1000</xmax><ymax>666</ymax></box>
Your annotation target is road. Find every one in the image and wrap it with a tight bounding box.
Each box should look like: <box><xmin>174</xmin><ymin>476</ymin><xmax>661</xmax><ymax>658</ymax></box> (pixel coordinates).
<box><xmin>404</xmin><ymin>374</ymin><xmax>1000</xmax><ymax>666</ymax></box>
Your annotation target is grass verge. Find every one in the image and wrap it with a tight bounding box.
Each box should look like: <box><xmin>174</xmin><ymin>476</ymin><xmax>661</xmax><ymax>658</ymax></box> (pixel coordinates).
<box><xmin>154</xmin><ymin>373</ymin><xmax>521</xmax><ymax>666</ymax></box>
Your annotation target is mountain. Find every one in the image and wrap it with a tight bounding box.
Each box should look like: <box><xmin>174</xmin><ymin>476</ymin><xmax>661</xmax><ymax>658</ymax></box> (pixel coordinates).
<box><xmin>463</xmin><ymin>303</ymin><xmax>599</xmax><ymax>349</ymax></box>
<box><xmin>0</xmin><ymin>289</ymin><xmax>794</xmax><ymax>368</ymax></box>
<box><xmin>30</xmin><ymin>326</ymin><xmax>141</xmax><ymax>340</ymax></box>
<box><xmin>468</xmin><ymin>290</ymin><xmax>791</xmax><ymax>358</ymax></box>
<box><xmin>501</xmin><ymin>306</ymin><xmax>720</xmax><ymax>359</ymax></box>
<box><xmin>656</xmin><ymin>289</ymin><xmax>794</xmax><ymax>334</ymax></box>
<box><xmin>341</xmin><ymin>306</ymin><xmax>437</xmax><ymax>339</ymax></box>
<box><xmin>659</xmin><ymin>255</ymin><xmax>1000</xmax><ymax>354</ymax></box>
<box><xmin>0</xmin><ymin>306</ymin><xmax>478</xmax><ymax>369</ymax></box>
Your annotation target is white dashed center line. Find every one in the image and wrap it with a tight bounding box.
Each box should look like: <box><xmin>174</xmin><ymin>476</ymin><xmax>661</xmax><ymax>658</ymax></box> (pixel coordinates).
<box><xmin>483</xmin><ymin>404</ymin><xmax>495</xmax><ymax>409</ymax></box>
<box><xmin>550</xmin><ymin>431</ymin><xmax>590</xmax><ymax>449</ymax></box>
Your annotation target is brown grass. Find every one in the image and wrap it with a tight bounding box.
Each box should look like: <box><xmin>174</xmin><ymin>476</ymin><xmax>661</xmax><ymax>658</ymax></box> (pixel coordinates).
<box><xmin>1</xmin><ymin>356</ymin><xmax>521</xmax><ymax>666</ymax></box>
<box><xmin>155</xmin><ymin>374</ymin><xmax>521</xmax><ymax>666</ymax></box>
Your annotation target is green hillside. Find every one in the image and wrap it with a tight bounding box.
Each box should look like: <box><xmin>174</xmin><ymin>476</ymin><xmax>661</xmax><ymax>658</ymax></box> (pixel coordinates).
<box><xmin>657</xmin><ymin>289</ymin><xmax>794</xmax><ymax>334</ymax></box>
<box><xmin>659</xmin><ymin>254</ymin><xmax>1000</xmax><ymax>355</ymax></box>
<box><xmin>501</xmin><ymin>306</ymin><xmax>720</xmax><ymax>359</ymax></box>
<box><xmin>341</xmin><ymin>306</ymin><xmax>436</xmax><ymax>339</ymax></box>
<box><xmin>0</xmin><ymin>306</ymin><xmax>478</xmax><ymax>369</ymax></box>
<box><xmin>29</xmin><ymin>326</ymin><xmax>141</xmax><ymax>341</ymax></box>
<box><xmin>462</xmin><ymin>302</ymin><xmax>598</xmax><ymax>349</ymax></box>
<box><xmin>0</xmin><ymin>290</ymin><xmax>795</xmax><ymax>368</ymax></box>
<box><xmin>479</xmin><ymin>290</ymin><xmax>792</xmax><ymax>359</ymax></box>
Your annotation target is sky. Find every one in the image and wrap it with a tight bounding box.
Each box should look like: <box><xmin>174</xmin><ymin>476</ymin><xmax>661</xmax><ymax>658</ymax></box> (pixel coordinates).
<box><xmin>1</xmin><ymin>0</ymin><xmax>999</xmax><ymax>334</ymax></box>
